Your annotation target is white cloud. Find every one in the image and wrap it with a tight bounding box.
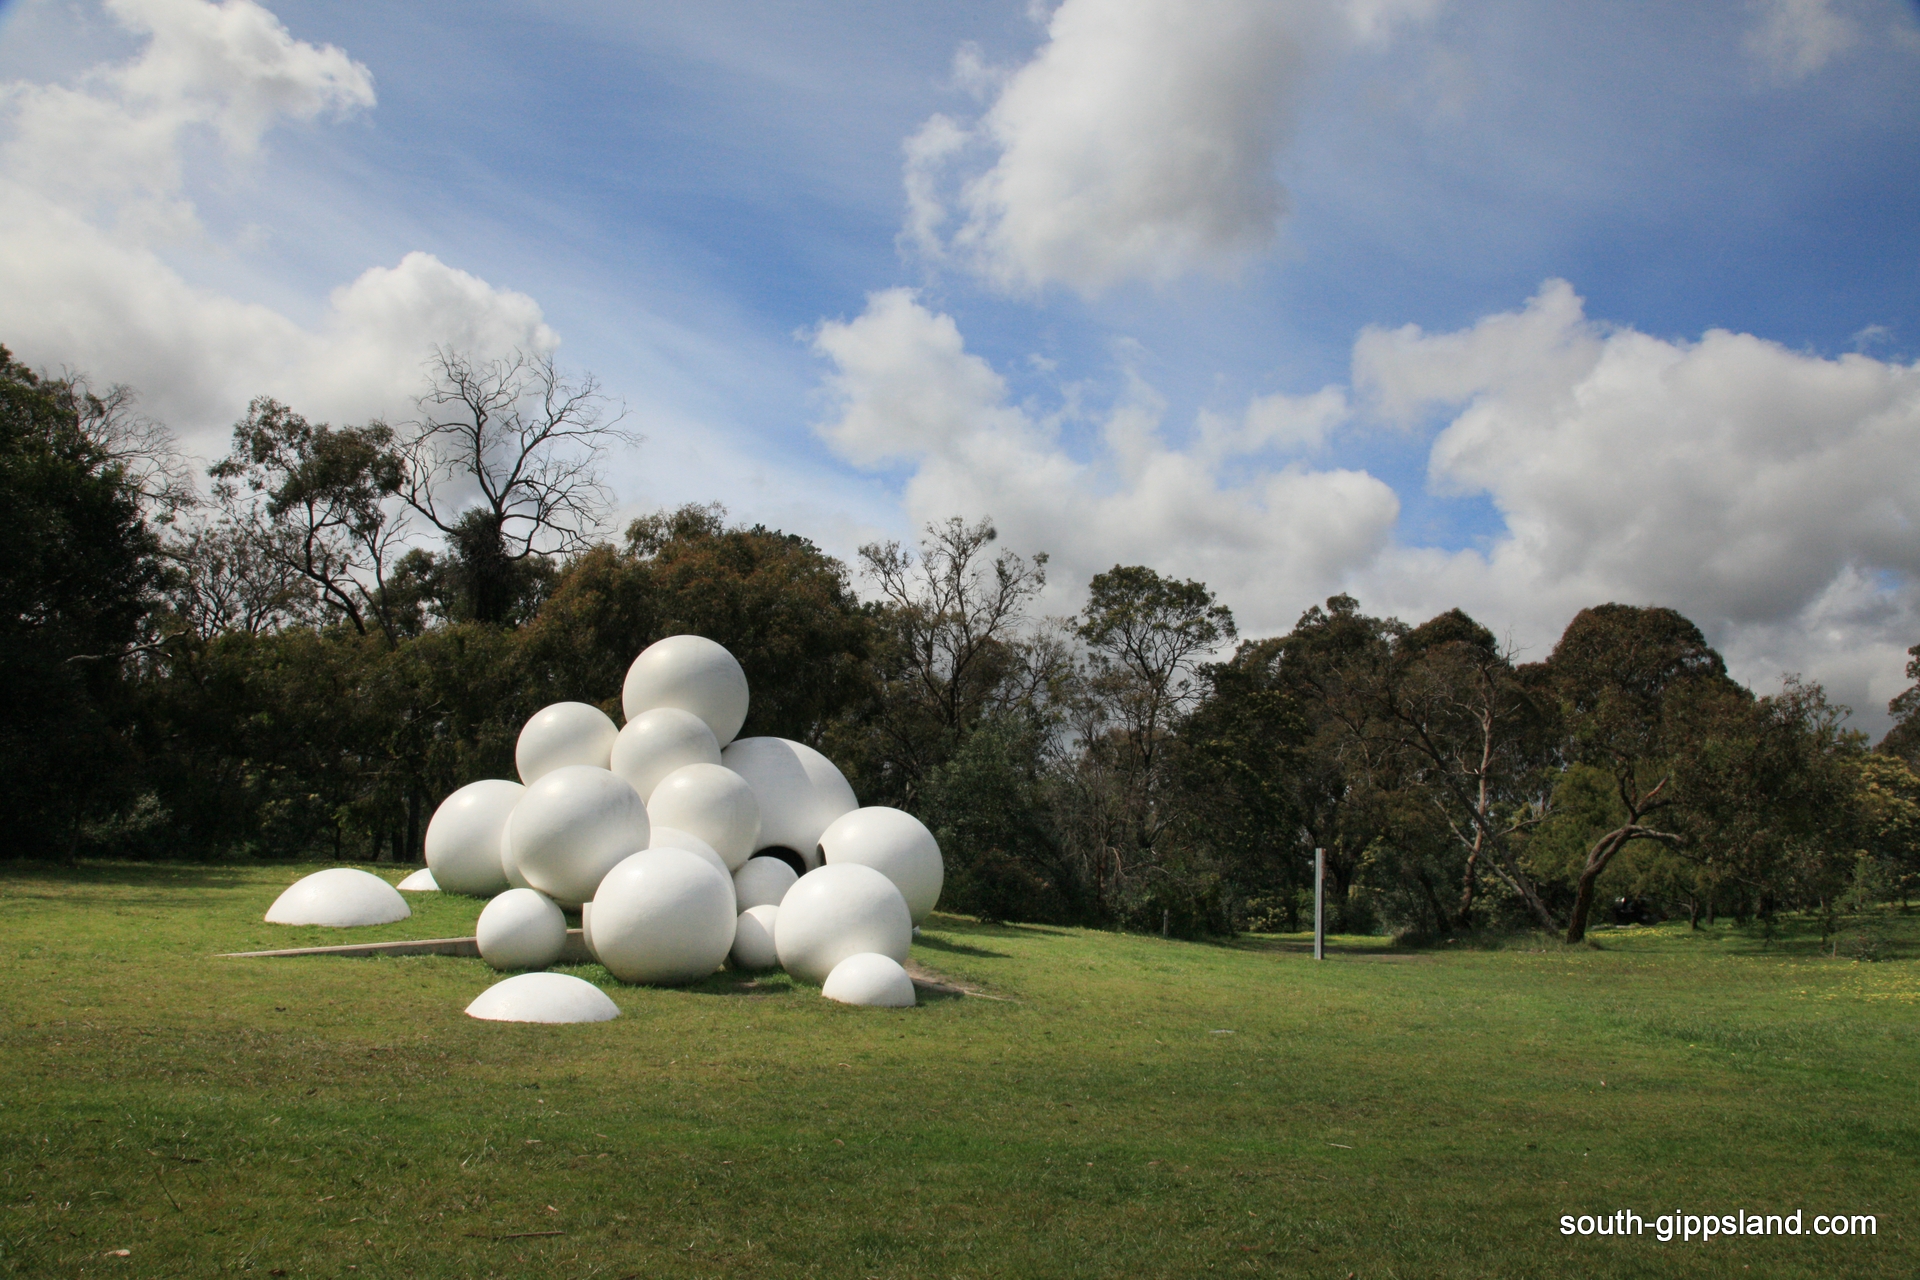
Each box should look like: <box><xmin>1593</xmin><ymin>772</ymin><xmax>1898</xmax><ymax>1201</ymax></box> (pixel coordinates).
<box><xmin>812</xmin><ymin>288</ymin><xmax>1399</xmax><ymax>619</ymax></box>
<box><xmin>905</xmin><ymin>0</ymin><xmax>1438</xmax><ymax>296</ymax></box>
<box><xmin>1745</xmin><ymin>0</ymin><xmax>1860</xmax><ymax>82</ymax></box>
<box><xmin>0</xmin><ymin>1</ymin><xmax>552</xmax><ymax>460</ymax></box>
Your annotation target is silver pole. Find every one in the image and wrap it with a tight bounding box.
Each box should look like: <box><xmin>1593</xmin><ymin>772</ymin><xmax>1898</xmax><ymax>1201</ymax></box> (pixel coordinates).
<box><xmin>1314</xmin><ymin>847</ymin><xmax>1325</xmax><ymax>961</ymax></box>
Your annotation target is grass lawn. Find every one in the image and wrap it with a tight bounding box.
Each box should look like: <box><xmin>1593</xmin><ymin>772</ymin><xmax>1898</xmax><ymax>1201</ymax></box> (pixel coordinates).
<box><xmin>2</xmin><ymin>861</ymin><xmax>1916</xmax><ymax>1278</ymax></box>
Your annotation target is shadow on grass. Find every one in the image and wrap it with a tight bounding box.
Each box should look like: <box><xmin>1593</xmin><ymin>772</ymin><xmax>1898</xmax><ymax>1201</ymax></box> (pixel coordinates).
<box><xmin>911</xmin><ymin>933</ymin><xmax>1011</xmax><ymax>959</ymax></box>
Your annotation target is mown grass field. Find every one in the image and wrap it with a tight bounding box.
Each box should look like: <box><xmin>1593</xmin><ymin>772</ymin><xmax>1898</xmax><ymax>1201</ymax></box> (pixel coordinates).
<box><xmin>2</xmin><ymin>862</ymin><xmax>1916</xmax><ymax>1278</ymax></box>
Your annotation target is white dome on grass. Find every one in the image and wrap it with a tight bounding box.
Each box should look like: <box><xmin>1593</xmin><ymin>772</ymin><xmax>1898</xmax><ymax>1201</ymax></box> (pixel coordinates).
<box><xmin>507</xmin><ymin>765</ymin><xmax>649</xmax><ymax>908</ymax></box>
<box><xmin>265</xmin><ymin>868</ymin><xmax>411</xmax><ymax>927</ymax></box>
<box><xmin>822</xmin><ymin>952</ymin><xmax>916</xmax><ymax>1007</ymax></box>
<box><xmin>720</xmin><ymin>737</ymin><xmax>857</xmax><ymax>871</ymax></box>
<box><xmin>819</xmin><ymin>806</ymin><xmax>944</xmax><ymax>924</ymax></box>
<box><xmin>622</xmin><ymin>635</ymin><xmax>750</xmax><ymax>747</ymax></box>
<box><xmin>476</xmin><ymin>888</ymin><xmax>567</xmax><ymax>971</ymax></box>
<box><xmin>610</xmin><ymin>707</ymin><xmax>722</xmax><ymax>803</ymax></box>
<box><xmin>591</xmin><ymin>848</ymin><xmax>737</xmax><ymax>986</ymax></box>
<box><xmin>424</xmin><ymin>779</ymin><xmax>523</xmax><ymax>896</ymax></box>
<box><xmin>774</xmin><ymin>863</ymin><xmax>911</xmax><ymax>984</ymax></box>
<box><xmin>646</xmin><ymin>764</ymin><xmax>760</xmax><ymax>871</ymax></box>
<box><xmin>396</xmin><ymin>868</ymin><xmax>438</xmax><ymax>891</ymax></box>
<box><xmin>466</xmin><ymin>972</ymin><xmax>619</xmax><ymax>1023</ymax></box>
<box><xmin>515</xmin><ymin>702</ymin><xmax>619</xmax><ymax>784</ymax></box>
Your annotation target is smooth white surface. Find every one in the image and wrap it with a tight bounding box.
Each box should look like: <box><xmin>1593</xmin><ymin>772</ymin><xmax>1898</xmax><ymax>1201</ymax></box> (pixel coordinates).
<box><xmin>396</xmin><ymin>867</ymin><xmax>439</xmax><ymax>891</ymax></box>
<box><xmin>507</xmin><ymin>765</ymin><xmax>650</xmax><ymax>908</ymax></box>
<box><xmin>732</xmin><ymin>855</ymin><xmax>798</xmax><ymax>911</ymax></box>
<box><xmin>424</xmin><ymin>778</ymin><xmax>523</xmax><ymax>896</ymax></box>
<box><xmin>649</xmin><ymin>827</ymin><xmax>736</xmax><ymax>910</ymax></box>
<box><xmin>476</xmin><ymin>888</ymin><xmax>568</xmax><ymax>971</ymax></box>
<box><xmin>646</xmin><ymin>764</ymin><xmax>761</xmax><ymax>871</ymax></box>
<box><xmin>515</xmin><ymin>701</ymin><xmax>619</xmax><ymax>784</ymax></box>
<box><xmin>821</xmin><ymin>952</ymin><xmax>917</xmax><ymax>1007</ymax></box>
<box><xmin>264</xmin><ymin>868</ymin><xmax>411</xmax><ymax>927</ymax></box>
<box><xmin>610</xmin><ymin>707</ymin><xmax>722</xmax><ymax>803</ymax></box>
<box><xmin>500</xmin><ymin>806</ymin><xmax>530</xmax><ymax>890</ymax></box>
<box><xmin>731</xmin><ymin>904</ymin><xmax>780</xmax><ymax>970</ymax></box>
<box><xmin>591</xmin><ymin>848</ymin><xmax>738</xmax><ymax>985</ymax></box>
<box><xmin>720</xmin><ymin>737</ymin><xmax>858</xmax><ymax>870</ymax></box>
<box><xmin>466</xmin><ymin>972</ymin><xmax>620</xmax><ymax>1024</ymax></box>
<box><xmin>621</xmin><ymin>635</ymin><xmax>750</xmax><ymax>747</ymax></box>
<box><xmin>819</xmin><ymin>806</ymin><xmax>944</xmax><ymax>924</ymax></box>
<box><xmin>581</xmin><ymin>900</ymin><xmax>600</xmax><ymax>962</ymax></box>
<box><xmin>774</xmin><ymin>863</ymin><xmax>912</xmax><ymax>984</ymax></box>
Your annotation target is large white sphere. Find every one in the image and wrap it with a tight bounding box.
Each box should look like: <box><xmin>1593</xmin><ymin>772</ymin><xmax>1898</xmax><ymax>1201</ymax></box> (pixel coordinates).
<box><xmin>476</xmin><ymin>887</ymin><xmax>568</xmax><ymax>971</ymax></box>
<box><xmin>819</xmin><ymin>806</ymin><xmax>944</xmax><ymax>924</ymax></box>
<box><xmin>423</xmin><ymin>779</ymin><xmax>523</xmax><ymax>896</ymax></box>
<box><xmin>622</xmin><ymin>635</ymin><xmax>750</xmax><ymax>747</ymax></box>
<box><xmin>822</xmin><ymin>952</ymin><xmax>917</xmax><ymax>1008</ymax></box>
<box><xmin>646</xmin><ymin>764</ymin><xmax>760</xmax><ymax>871</ymax></box>
<box><xmin>610</xmin><ymin>707</ymin><xmax>721</xmax><ymax>804</ymax></box>
<box><xmin>396</xmin><ymin>867</ymin><xmax>438</xmax><ymax>891</ymax></box>
<box><xmin>731</xmin><ymin>904</ymin><xmax>780</xmax><ymax>970</ymax></box>
<box><xmin>649</xmin><ymin>827</ymin><xmax>736</xmax><ymax>909</ymax></box>
<box><xmin>265</xmin><ymin>868</ymin><xmax>411</xmax><ymax>927</ymax></box>
<box><xmin>774</xmin><ymin>863</ymin><xmax>912</xmax><ymax>985</ymax></box>
<box><xmin>734</xmin><ymin>854</ymin><xmax>798</xmax><ymax>911</ymax></box>
<box><xmin>720</xmin><ymin>737</ymin><xmax>857</xmax><ymax>870</ymax></box>
<box><xmin>466</xmin><ymin>972</ymin><xmax>620</xmax><ymax>1023</ymax></box>
<box><xmin>591</xmin><ymin>848</ymin><xmax>737</xmax><ymax>985</ymax></box>
<box><xmin>516</xmin><ymin>701</ymin><xmax>619</xmax><ymax>785</ymax></box>
<box><xmin>507</xmin><ymin>765</ymin><xmax>650</xmax><ymax>908</ymax></box>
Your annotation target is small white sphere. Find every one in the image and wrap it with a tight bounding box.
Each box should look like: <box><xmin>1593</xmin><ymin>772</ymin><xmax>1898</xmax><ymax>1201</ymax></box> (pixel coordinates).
<box><xmin>819</xmin><ymin>806</ymin><xmax>944</xmax><ymax>924</ymax></box>
<box><xmin>731</xmin><ymin>904</ymin><xmax>780</xmax><ymax>971</ymax></box>
<box><xmin>646</xmin><ymin>764</ymin><xmax>761</xmax><ymax>871</ymax></box>
<box><xmin>622</xmin><ymin>635</ymin><xmax>750</xmax><ymax>747</ymax></box>
<box><xmin>610</xmin><ymin>707</ymin><xmax>721</xmax><ymax>804</ymax></box>
<box><xmin>591</xmin><ymin>848</ymin><xmax>737</xmax><ymax>985</ymax></box>
<box><xmin>516</xmin><ymin>701</ymin><xmax>620</xmax><ymax>784</ymax></box>
<box><xmin>424</xmin><ymin>779</ymin><xmax>523</xmax><ymax>896</ymax></box>
<box><xmin>721</xmin><ymin>737</ymin><xmax>857</xmax><ymax>870</ymax></box>
<box><xmin>508</xmin><ymin>765</ymin><xmax>650</xmax><ymax>908</ymax></box>
<box><xmin>580</xmin><ymin>900</ymin><xmax>600</xmax><ymax>962</ymax></box>
<box><xmin>265</xmin><ymin>868</ymin><xmax>411</xmax><ymax>927</ymax></box>
<box><xmin>774</xmin><ymin>863</ymin><xmax>912</xmax><ymax>985</ymax></box>
<box><xmin>476</xmin><ymin>887</ymin><xmax>567</xmax><ymax>971</ymax></box>
<box><xmin>396</xmin><ymin>867</ymin><xmax>438</xmax><ymax>891</ymax></box>
<box><xmin>649</xmin><ymin>827</ymin><xmax>736</xmax><ymax>909</ymax></box>
<box><xmin>466</xmin><ymin>972</ymin><xmax>620</xmax><ymax>1023</ymax></box>
<box><xmin>733</xmin><ymin>855</ymin><xmax>798</xmax><ymax>911</ymax></box>
<box><xmin>500</xmin><ymin>806</ymin><xmax>530</xmax><ymax>890</ymax></box>
<box><xmin>822</xmin><ymin>952</ymin><xmax>917</xmax><ymax>1008</ymax></box>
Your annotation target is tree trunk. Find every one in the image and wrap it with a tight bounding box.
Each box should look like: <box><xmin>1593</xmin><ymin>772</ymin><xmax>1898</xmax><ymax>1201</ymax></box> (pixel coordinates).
<box><xmin>1566</xmin><ymin>824</ymin><xmax>1679</xmax><ymax>943</ymax></box>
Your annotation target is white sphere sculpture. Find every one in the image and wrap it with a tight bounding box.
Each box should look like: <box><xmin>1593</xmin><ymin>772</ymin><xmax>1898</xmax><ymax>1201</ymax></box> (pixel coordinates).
<box><xmin>646</xmin><ymin>764</ymin><xmax>760</xmax><ymax>871</ymax></box>
<box><xmin>720</xmin><ymin>737</ymin><xmax>857</xmax><ymax>870</ymax></box>
<box><xmin>476</xmin><ymin>887</ymin><xmax>568</xmax><ymax>971</ymax></box>
<box><xmin>396</xmin><ymin>867</ymin><xmax>438</xmax><ymax>891</ymax></box>
<box><xmin>466</xmin><ymin>972</ymin><xmax>620</xmax><ymax>1023</ymax></box>
<box><xmin>507</xmin><ymin>765</ymin><xmax>650</xmax><ymax>908</ymax></box>
<box><xmin>423</xmin><ymin>778</ymin><xmax>523</xmax><ymax>896</ymax></box>
<box><xmin>774</xmin><ymin>863</ymin><xmax>912</xmax><ymax>985</ymax></box>
<box><xmin>591</xmin><ymin>848</ymin><xmax>737</xmax><ymax>986</ymax></box>
<box><xmin>610</xmin><ymin>707</ymin><xmax>722</xmax><ymax>804</ymax></box>
<box><xmin>580</xmin><ymin>900</ymin><xmax>601</xmax><ymax>962</ymax></box>
<box><xmin>731</xmin><ymin>905</ymin><xmax>780</xmax><ymax>970</ymax></box>
<box><xmin>822</xmin><ymin>952</ymin><xmax>917</xmax><ymax>1008</ymax></box>
<box><xmin>622</xmin><ymin>635</ymin><xmax>750</xmax><ymax>747</ymax></box>
<box><xmin>649</xmin><ymin>827</ymin><xmax>736</xmax><ymax>909</ymax></box>
<box><xmin>265</xmin><ymin>868</ymin><xmax>411</xmax><ymax>927</ymax></box>
<box><xmin>515</xmin><ymin>701</ymin><xmax>619</xmax><ymax>784</ymax></box>
<box><xmin>819</xmin><ymin>806</ymin><xmax>944</xmax><ymax>924</ymax></box>
<box><xmin>733</xmin><ymin>855</ymin><xmax>798</xmax><ymax>911</ymax></box>
<box><xmin>500</xmin><ymin>807</ymin><xmax>530</xmax><ymax>890</ymax></box>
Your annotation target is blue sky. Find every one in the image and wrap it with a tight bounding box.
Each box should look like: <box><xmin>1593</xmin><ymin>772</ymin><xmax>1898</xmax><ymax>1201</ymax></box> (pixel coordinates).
<box><xmin>2</xmin><ymin>0</ymin><xmax>1918</xmax><ymax>727</ymax></box>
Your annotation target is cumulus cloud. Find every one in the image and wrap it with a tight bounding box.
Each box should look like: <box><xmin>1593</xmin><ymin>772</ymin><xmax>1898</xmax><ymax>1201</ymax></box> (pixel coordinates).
<box><xmin>0</xmin><ymin>0</ymin><xmax>553</xmax><ymax>460</ymax></box>
<box><xmin>905</xmin><ymin>0</ymin><xmax>1438</xmax><ymax>295</ymax></box>
<box><xmin>1744</xmin><ymin>0</ymin><xmax>1860</xmax><ymax>81</ymax></box>
<box><xmin>812</xmin><ymin>288</ymin><xmax>1399</xmax><ymax>618</ymax></box>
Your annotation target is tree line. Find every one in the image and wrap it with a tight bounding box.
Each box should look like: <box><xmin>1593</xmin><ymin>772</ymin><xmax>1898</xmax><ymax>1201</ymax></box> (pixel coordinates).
<box><xmin>8</xmin><ymin>343</ymin><xmax>1919</xmax><ymax>943</ymax></box>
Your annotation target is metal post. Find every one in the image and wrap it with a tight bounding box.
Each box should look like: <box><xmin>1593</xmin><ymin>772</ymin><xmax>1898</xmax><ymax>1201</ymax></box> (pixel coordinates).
<box><xmin>1313</xmin><ymin>847</ymin><xmax>1325</xmax><ymax>961</ymax></box>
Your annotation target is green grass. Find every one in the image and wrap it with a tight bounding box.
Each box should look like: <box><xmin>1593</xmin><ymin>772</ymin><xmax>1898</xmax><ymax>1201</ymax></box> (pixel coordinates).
<box><xmin>3</xmin><ymin>863</ymin><xmax>1917</xmax><ymax>1278</ymax></box>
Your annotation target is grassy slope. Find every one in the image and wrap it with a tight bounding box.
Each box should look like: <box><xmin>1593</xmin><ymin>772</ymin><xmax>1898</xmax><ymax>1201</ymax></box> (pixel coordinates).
<box><xmin>1</xmin><ymin>862</ymin><xmax>1916</xmax><ymax>1279</ymax></box>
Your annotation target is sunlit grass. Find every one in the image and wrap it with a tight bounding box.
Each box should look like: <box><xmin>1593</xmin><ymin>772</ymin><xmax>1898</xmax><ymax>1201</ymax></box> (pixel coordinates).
<box><xmin>2</xmin><ymin>862</ymin><xmax>1915</xmax><ymax>1277</ymax></box>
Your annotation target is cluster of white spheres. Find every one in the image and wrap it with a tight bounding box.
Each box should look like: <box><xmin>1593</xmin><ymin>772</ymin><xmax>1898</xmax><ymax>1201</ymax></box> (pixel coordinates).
<box><xmin>274</xmin><ymin>635</ymin><xmax>949</xmax><ymax>1020</ymax></box>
